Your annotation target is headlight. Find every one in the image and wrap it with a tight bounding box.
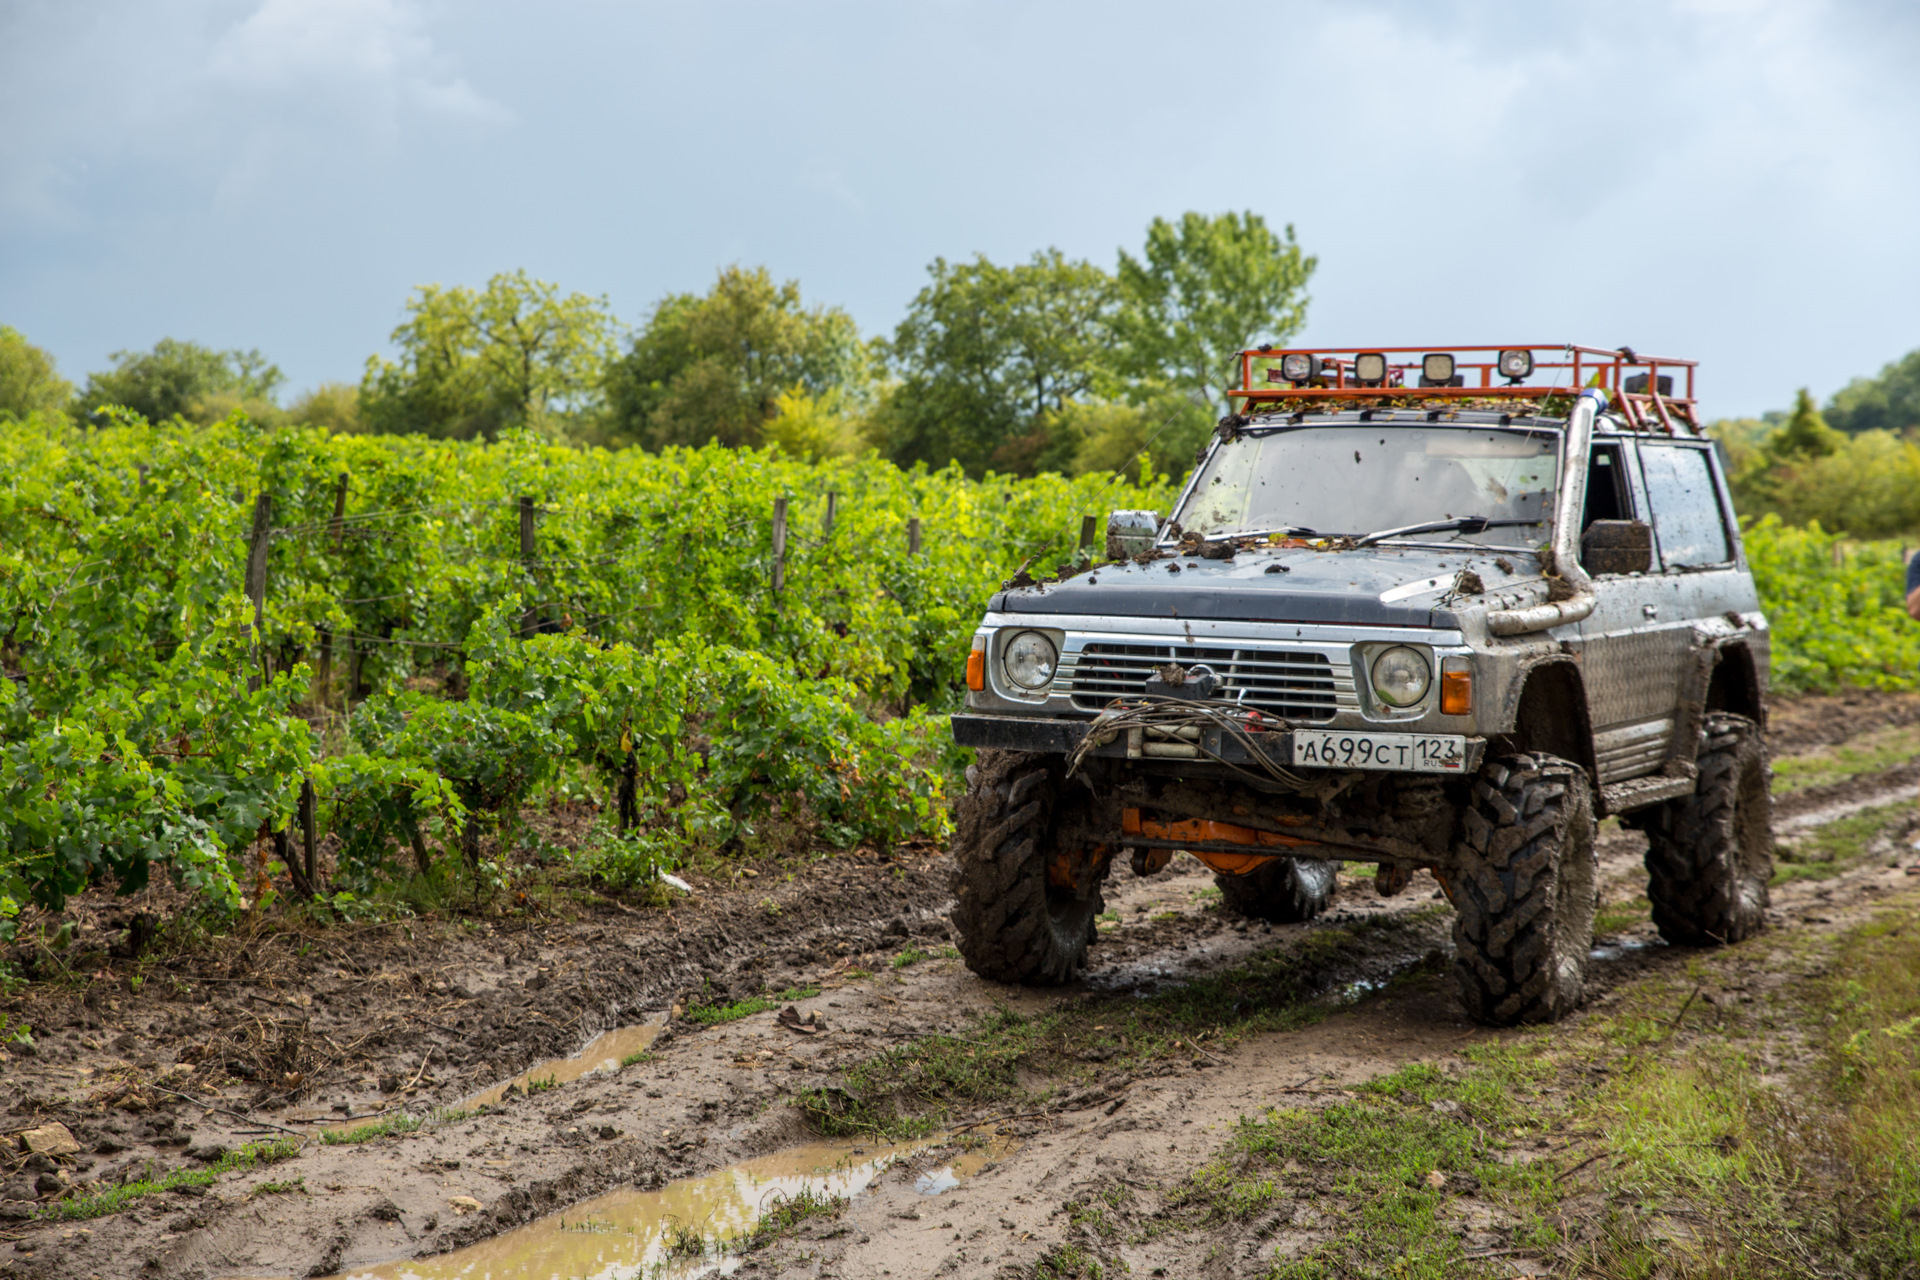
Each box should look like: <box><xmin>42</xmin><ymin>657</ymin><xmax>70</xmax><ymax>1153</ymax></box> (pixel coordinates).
<box><xmin>1002</xmin><ymin>631</ymin><xmax>1058</xmax><ymax>692</ymax></box>
<box><xmin>1370</xmin><ymin>646</ymin><xmax>1431</xmax><ymax>707</ymax></box>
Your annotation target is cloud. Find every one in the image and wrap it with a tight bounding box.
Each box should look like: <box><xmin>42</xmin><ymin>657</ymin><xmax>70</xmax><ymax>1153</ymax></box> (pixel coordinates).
<box><xmin>209</xmin><ymin>0</ymin><xmax>508</xmax><ymax>123</ymax></box>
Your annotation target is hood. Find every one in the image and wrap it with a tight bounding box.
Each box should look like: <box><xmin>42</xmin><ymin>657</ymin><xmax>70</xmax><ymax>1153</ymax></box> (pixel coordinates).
<box><xmin>991</xmin><ymin>544</ymin><xmax>1544</xmax><ymax>628</ymax></box>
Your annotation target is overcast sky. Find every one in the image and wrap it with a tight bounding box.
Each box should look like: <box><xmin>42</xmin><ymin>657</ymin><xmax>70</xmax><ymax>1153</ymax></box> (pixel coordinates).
<box><xmin>4</xmin><ymin>0</ymin><xmax>1917</xmax><ymax>418</ymax></box>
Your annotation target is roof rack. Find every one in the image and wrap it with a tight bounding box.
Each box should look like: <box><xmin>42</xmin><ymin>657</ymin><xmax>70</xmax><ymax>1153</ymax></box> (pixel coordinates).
<box><xmin>1226</xmin><ymin>344</ymin><xmax>1701</xmax><ymax>435</ymax></box>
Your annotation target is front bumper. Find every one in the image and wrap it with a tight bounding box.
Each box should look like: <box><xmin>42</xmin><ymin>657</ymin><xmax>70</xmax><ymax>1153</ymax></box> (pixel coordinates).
<box><xmin>952</xmin><ymin>713</ymin><xmax>1486</xmax><ymax>775</ymax></box>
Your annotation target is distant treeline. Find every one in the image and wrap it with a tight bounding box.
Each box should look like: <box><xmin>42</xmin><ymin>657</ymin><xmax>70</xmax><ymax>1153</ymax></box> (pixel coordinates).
<box><xmin>1713</xmin><ymin>351</ymin><xmax>1920</xmax><ymax>538</ymax></box>
<box><xmin>0</xmin><ymin>211</ymin><xmax>1313</xmax><ymax>482</ymax></box>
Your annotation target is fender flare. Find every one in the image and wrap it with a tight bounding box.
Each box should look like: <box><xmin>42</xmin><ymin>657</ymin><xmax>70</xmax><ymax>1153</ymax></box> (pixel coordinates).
<box><xmin>1494</xmin><ymin>653</ymin><xmax>1600</xmax><ymax>790</ymax></box>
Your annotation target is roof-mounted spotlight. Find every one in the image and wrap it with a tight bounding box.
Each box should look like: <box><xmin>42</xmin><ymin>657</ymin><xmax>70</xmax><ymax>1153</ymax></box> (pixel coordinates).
<box><xmin>1353</xmin><ymin>352</ymin><xmax>1388</xmax><ymax>386</ymax></box>
<box><xmin>1419</xmin><ymin>353</ymin><xmax>1461</xmax><ymax>387</ymax></box>
<box><xmin>1279</xmin><ymin>352</ymin><xmax>1321</xmax><ymax>384</ymax></box>
<box><xmin>1497</xmin><ymin>348</ymin><xmax>1534</xmax><ymax>384</ymax></box>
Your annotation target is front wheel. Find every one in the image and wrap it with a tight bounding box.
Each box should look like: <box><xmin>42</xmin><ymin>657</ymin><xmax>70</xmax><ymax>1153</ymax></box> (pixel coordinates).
<box><xmin>1451</xmin><ymin>753</ymin><xmax>1598</xmax><ymax>1026</ymax></box>
<box><xmin>1640</xmin><ymin>713</ymin><xmax>1772</xmax><ymax>946</ymax></box>
<box><xmin>950</xmin><ymin>751</ymin><xmax>1105</xmax><ymax>985</ymax></box>
<box><xmin>1215</xmin><ymin>858</ymin><xmax>1338</xmax><ymax>923</ymax></box>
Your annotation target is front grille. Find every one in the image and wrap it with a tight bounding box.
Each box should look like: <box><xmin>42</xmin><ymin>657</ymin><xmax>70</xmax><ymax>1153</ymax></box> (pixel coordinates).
<box><xmin>1066</xmin><ymin>643</ymin><xmax>1338</xmax><ymax>722</ymax></box>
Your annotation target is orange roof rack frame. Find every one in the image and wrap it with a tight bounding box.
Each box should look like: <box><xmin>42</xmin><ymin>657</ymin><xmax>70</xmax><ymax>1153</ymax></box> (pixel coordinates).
<box><xmin>1227</xmin><ymin>344</ymin><xmax>1701</xmax><ymax>435</ymax></box>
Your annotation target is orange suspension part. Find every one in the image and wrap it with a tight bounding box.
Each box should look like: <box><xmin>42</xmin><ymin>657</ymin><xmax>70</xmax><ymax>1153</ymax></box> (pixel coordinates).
<box><xmin>1120</xmin><ymin>809</ymin><xmax>1321</xmax><ymax>877</ymax></box>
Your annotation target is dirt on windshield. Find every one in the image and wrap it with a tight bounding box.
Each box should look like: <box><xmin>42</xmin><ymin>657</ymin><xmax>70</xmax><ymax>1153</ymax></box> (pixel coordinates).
<box><xmin>4</xmin><ymin>691</ymin><xmax>1919</xmax><ymax>1280</ymax></box>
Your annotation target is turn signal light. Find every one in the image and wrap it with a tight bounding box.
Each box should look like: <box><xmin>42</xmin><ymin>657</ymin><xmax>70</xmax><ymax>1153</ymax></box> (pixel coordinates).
<box><xmin>1440</xmin><ymin>660</ymin><xmax>1472</xmax><ymax>715</ymax></box>
<box><xmin>966</xmin><ymin>647</ymin><xmax>985</xmax><ymax>691</ymax></box>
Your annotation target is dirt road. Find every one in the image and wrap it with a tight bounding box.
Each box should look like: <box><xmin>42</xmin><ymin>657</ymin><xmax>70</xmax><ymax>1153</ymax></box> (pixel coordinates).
<box><xmin>8</xmin><ymin>691</ymin><xmax>1920</xmax><ymax>1279</ymax></box>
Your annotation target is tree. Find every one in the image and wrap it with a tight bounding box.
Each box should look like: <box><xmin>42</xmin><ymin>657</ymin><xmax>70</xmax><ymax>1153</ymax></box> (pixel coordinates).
<box><xmin>0</xmin><ymin>326</ymin><xmax>72</xmax><ymax>419</ymax></box>
<box><xmin>1825</xmin><ymin>347</ymin><xmax>1920</xmax><ymax>436</ymax></box>
<box><xmin>360</xmin><ymin>270</ymin><xmax>616</xmax><ymax>441</ymax></box>
<box><xmin>873</xmin><ymin>249</ymin><xmax>1117</xmax><ymax>476</ymax></box>
<box><xmin>1773</xmin><ymin>388</ymin><xmax>1846</xmax><ymax>460</ymax></box>
<box><xmin>287</xmin><ymin>381</ymin><xmax>363</xmax><ymax>434</ymax></box>
<box><xmin>79</xmin><ymin>338</ymin><xmax>282</xmax><ymax>424</ymax></box>
<box><xmin>600</xmin><ymin>265</ymin><xmax>865</xmax><ymax>451</ymax></box>
<box><xmin>1114</xmin><ymin>211</ymin><xmax>1315</xmax><ymax>408</ymax></box>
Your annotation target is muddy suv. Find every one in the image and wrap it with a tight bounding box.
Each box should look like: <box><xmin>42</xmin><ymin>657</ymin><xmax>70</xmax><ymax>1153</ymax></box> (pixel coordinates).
<box><xmin>950</xmin><ymin>345</ymin><xmax>1772</xmax><ymax>1025</ymax></box>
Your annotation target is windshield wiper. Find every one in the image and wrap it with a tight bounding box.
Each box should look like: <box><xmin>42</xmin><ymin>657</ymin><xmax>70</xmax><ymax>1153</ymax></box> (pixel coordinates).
<box><xmin>1180</xmin><ymin>525</ymin><xmax>1319</xmax><ymax>542</ymax></box>
<box><xmin>1353</xmin><ymin>516</ymin><xmax>1541</xmax><ymax>548</ymax></box>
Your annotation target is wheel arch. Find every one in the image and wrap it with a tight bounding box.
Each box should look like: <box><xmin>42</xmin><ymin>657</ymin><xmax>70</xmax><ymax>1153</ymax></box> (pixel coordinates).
<box><xmin>1494</xmin><ymin>656</ymin><xmax>1599</xmax><ymax>786</ymax></box>
<box><xmin>1703</xmin><ymin>639</ymin><xmax>1767</xmax><ymax>729</ymax></box>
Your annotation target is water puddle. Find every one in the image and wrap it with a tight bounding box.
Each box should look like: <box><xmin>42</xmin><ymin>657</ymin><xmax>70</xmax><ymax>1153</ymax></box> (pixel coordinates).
<box><xmin>1589</xmin><ymin>938</ymin><xmax>1656</xmax><ymax>962</ymax></box>
<box><xmin>464</xmin><ymin>1019</ymin><xmax>666</xmax><ymax>1109</ymax></box>
<box><xmin>331</xmin><ymin>1134</ymin><xmax>1012</xmax><ymax>1279</ymax></box>
<box><xmin>300</xmin><ymin>1021</ymin><xmax>667</xmax><ymax>1140</ymax></box>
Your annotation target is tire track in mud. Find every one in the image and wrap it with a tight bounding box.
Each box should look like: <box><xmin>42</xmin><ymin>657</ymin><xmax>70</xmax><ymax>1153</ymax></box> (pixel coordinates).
<box><xmin>17</xmin><ymin>713</ymin><xmax>1920</xmax><ymax>1279</ymax></box>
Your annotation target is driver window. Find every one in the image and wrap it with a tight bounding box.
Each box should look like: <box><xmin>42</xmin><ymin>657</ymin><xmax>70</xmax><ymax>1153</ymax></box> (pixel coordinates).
<box><xmin>1581</xmin><ymin>444</ymin><xmax>1631</xmax><ymax>529</ymax></box>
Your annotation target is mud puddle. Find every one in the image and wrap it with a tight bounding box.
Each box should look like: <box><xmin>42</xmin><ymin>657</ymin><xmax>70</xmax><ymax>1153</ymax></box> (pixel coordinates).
<box><xmin>320</xmin><ymin>1135</ymin><xmax>1010</xmax><ymax>1280</ymax></box>
<box><xmin>464</xmin><ymin>1020</ymin><xmax>666</xmax><ymax>1109</ymax></box>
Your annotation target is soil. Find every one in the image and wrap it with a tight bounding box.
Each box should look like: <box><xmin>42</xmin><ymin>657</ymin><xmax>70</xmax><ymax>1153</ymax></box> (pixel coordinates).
<box><xmin>5</xmin><ymin>692</ymin><xmax>1920</xmax><ymax>1280</ymax></box>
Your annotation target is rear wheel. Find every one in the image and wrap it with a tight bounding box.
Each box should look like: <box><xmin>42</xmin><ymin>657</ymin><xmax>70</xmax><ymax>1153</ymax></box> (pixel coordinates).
<box><xmin>1640</xmin><ymin>713</ymin><xmax>1772</xmax><ymax>946</ymax></box>
<box><xmin>1451</xmin><ymin>753</ymin><xmax>1598</xmax><ymax>1026</ymax></box>
<box><xmin>1214</xmin><ymin>858</ymin><xmax>1338</xmax><ymax>923</ymax></box>
<box><xmin>950</xmin><ymin>751</ymin><xmax>1105</xmax><ymax>985</ymax></box>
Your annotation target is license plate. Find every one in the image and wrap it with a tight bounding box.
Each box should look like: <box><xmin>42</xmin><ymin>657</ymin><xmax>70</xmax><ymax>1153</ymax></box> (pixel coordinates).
<box><xmin>1290</xmin><ymin>730</ymin><xmax>1468</xmax><ymax>773</ymax></box>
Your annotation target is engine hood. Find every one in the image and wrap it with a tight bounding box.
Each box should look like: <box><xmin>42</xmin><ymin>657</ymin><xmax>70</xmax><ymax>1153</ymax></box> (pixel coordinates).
<box><xmin>990</xmin><ymin>544</ymin><xmax>1543</xmax><ymax>628</ymax></box>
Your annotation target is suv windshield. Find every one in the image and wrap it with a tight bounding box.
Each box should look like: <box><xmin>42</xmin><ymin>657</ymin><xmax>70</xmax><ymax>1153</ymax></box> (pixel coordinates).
<box><xmin>1175</xmin><ymin>423</ymin><xmax>1561</xmax><ymax>547</ymax></box>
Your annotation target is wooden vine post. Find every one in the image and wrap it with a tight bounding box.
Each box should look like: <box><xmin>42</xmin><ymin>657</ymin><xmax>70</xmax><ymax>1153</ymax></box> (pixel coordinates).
<box><xmin>771</xmin><ymin>496</ymin><xmax>789</xmax><ymax>603</ymax></box>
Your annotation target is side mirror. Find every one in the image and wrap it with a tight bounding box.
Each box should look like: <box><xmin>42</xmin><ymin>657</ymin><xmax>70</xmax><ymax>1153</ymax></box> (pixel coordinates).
<box><xmin>1105</xmin><ymin>510</ymin><xmax>1163</xmax><ymax>560</ymax></box>
<box><xmin>1581</xmin><ymin>519</ymin><xmax>1653</xmax><ymax>575</ymax></box>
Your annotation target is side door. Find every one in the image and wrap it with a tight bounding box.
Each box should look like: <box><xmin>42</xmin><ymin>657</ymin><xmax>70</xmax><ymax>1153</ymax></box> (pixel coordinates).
<box><xmin>1576</xmin><ymin>437</ymin><xmax>1686</xmax><ymax>782</ymax></box>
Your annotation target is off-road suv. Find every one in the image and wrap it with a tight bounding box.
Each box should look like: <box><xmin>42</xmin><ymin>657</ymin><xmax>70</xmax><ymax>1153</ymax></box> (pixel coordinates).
<box><xmin>950</xmin><ymin>345</ymin><xmax>1771</xmax><ymax>1025</ymax></box>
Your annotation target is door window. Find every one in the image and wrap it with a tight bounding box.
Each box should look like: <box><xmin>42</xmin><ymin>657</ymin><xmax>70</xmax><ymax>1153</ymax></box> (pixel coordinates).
<box><xmin>1638</xmin><ymin>444</ymin><xmax>1731</xmax><ymax>569</ymax></box>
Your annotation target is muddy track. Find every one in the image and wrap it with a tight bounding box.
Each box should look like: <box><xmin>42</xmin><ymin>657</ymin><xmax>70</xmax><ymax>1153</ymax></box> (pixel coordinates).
<box><xmin>9</xmin><ymin>698</ymin><xmax>1920</xmax><ymax>1279</ymax></box>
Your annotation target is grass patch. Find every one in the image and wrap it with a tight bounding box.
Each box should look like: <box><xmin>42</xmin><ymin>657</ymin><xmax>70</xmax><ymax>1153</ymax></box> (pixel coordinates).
<box><xmin>735</xmin><ymin>1184</ymin><xmax>848</xmax><ymax>1251</ymax></box>
<box><xmin>619</xmin><ymin>1049</ymin><xmax>654</xmax><ymax>1068</ymax></box>
<box><xmin>1772</xmin><ymin>722</ymin><xmax>1920</xmax><ymax>793</ymax></box>
<box><xmin>891</xmin><ymin>947</ymin><xmax>927</xmax><ymax>969</ymax></box>
<box><xmin>1166</xmin><ymin>1043</ymin><xmax>1560</xmax><ymax>1277</ymax></box>
<box><xmin>526</xmin><ymin>1073</ymin><xmax>558</xmax><ymax>1094</ymax></box>
<box><xmin>251</xmin><ymin>1176</ymin><xmax>305</xmax><ymax>1196</ymax></box>
<box><xmin>47</xmin><ymin>1138</ymin><xmax>301</xmax><ymax>1221</ymax></box>
<box><xmin>684</xmin><ymin>985</ymin><xmax>822</xmax><ymax>1026</ymax></box>
<box><xmin>1594</xmin><ymin>897</ymin><xmax>1651</xmax><ymax>935</ymax></box>
<box><xmin>320</xmin><ymin>1112</ymin><xmax>425</xmax><ymax>1145</ymax></box>
<box><xmin>1774</xmin><ymin>801</ymin><xmax>1909</xmax><ymax>883</ymax></box>
<box><xmin>792</xmin><ymin>911</ymin><xmax>1444</xmax><ymax>1141</ymax></box>
<box><xmin>1034</xmin><ymin>1241</ymin><xmax>1106</xmax><ymax>1278</ymax></box>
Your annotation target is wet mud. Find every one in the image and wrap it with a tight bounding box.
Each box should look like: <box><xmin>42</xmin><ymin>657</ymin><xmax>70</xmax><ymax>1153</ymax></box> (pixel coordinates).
<box><xmin>5</xmin><ymin>691</ymin><xmax>1920</xmax><ymax>1279</ymax></box>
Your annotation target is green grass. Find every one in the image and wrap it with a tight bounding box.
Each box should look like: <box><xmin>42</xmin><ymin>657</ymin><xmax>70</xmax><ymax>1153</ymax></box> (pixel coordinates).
<box><xmin>251</xmin><ymin>1176</ymin><xmax>305</xmax><ymax>1196</ymax></box>
<box><xmin>46</xmin><ymin>1138</ymin><xmax>301</xmax><ymax>1221</ymax></box>
<box><xmin>792</xmin><ymin>910</ymin><xmax>1444</xmax><ymax>1141</ymax></box>
<box><xmin>619</xmin><ymin>1049</ymin><xmax>654</xmax><ymax>1068</ymax></box>
<box><xmin>891</xmin><ymin>946</ymin><xmax>927</xmax><ymax>969</ymax></box>
<box><xmin>1774</xmin><ymin>801</ymin><xmax>1910</xmax><ymax>883</ymax></box>
<box><xmin>735</xmin><ymin>1184</ymin><xmax>848</xmax><ymax>1251</ymax></box>
<box><xmin>1771</xmin><ymin>722</ymin><xmax>1920</xmax><ymax>793</ymax></box>
<box><xmin>1034</xmin><ymin>1242</ymin><xmax>1106</xmax><ymax>1278</ymax></box>
<box><xmin>319</xmin><ymin>1112</ymin><xmax>425</xmax><ymax>1145</ymax></box>
<box><xmin>526</xmin><ymin>1073</ymin><xmax>558</xmax><ymax>1094</ymax></box>
<box><xmin>1594</xmin><ymin>897</ymin><xmax>1652</xmax><ymax>935</ymax></box>
<box><xmin>684</xmin><ymin>985</ymin><xmax>822</xmax><ymax>1026</ymax></box>
<box><xmin>1165</xmin><ymin>1044</ymin><xmax>1560</xmax><ymax>1278</ymax></box>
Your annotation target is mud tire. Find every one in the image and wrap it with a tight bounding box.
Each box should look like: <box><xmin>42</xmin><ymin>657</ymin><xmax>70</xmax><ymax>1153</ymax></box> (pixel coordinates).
<box><xmin>1640</xmin><ymin>713</ymin><xmax>1772</xmax><ymax>946</ymax></box>
<box><xmin>1214</xmin><ymin>858</ymin><xmax>1338</xmax><ymax>923</ymax></box>
<box><xmin>950</xmin><ymin>750</ymin><xmax>1104</xmax><ymax>985</ymax></box>
<box><xmin>1451</xmin><ymin>753</ymin><xmax>1598</xmax><ymax>1026</ymax></box>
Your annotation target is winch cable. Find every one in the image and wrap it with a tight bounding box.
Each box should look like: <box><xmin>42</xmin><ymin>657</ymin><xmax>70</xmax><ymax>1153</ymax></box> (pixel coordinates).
<box><xmin>1065</xmin><ymin>694</ymin><xmax>1311</xmax><ymax>791</ymax></box>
